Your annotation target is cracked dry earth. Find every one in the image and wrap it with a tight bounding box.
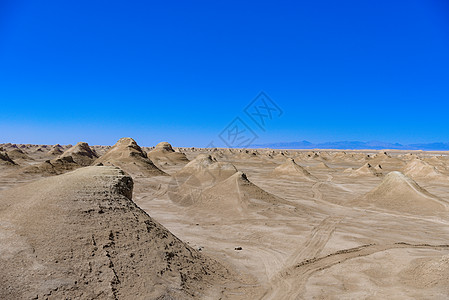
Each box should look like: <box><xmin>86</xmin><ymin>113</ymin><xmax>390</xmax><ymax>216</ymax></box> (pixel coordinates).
<box><xmin>1</xmin><ymin>144</ymin><xmax>449</xmax><ymax>299</ymax></box>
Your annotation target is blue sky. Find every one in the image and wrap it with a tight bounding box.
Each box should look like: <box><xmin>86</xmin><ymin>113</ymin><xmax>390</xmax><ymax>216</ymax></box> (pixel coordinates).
<box><xmin>1</xmin><ymin>0</ymin><xmax>448</xmax><ymax>147</ymax></box>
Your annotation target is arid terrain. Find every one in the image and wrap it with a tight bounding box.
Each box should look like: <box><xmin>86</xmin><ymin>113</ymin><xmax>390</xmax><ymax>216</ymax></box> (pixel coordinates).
<box><xmin>1</xmin><ymin>138</ymin><xmax>449</xmax><ymax>299</ymax></box>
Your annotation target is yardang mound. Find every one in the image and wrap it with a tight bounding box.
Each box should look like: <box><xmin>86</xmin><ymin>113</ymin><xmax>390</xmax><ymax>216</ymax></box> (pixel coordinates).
<box><xmin>273</xmin><ymin>158</ymin><xmax>317</xmax><ymax>181</ymax></box>
<box><xmin>352</xmin><ymin>171</ymin><xmax>447</xmax><ymax>215</ymax></box>
<box><xmin>310</xmin><ymin>161</ymin><xmax>330</xmax><ymax>169</ymax></box>
<box><xmin>7</xmin><ymin>149</ymin><xmax>32</xmax><ymax>161</ymax></box>
<box><xmin>0</xmin><ymin>166</ymin><xmax>230</xmax><ymax>299</ymax></box>
<box><xmin>0</xmin><ymin>152</ymin><xmax>17</xmax><ymax>166</ymax></box>
<box><xmin>48</xmin><ymin>146</ymin><xmax>64</xmax><ymax>156</ymax></box>
<box><xmin>347</xmin><ymin>163</ymin><xmax>382</xmax><ymax>177</ymax></box>
<box><xmin>148</xmin><ymin>141</ymin><xmax>189</xmax><ymax>165</ymax></box>
<box><xmin>168</xmin><ymin>155</ymin><xmax>239</xmax><ymax>205</ymax></box>
<box><xmin>198</xmin><ymin>171</ymin><xmax>283</xmax><ymax>213</ymax></box>
<box><xmin>21</xmin><ymin>156</ymin><xmax>80</xmax><ymax>175</ymax></box>
<box><xmin>94</xmin><ymin>138</ymin><xmax>166</xmax><ymax>177</ymax></box>
<box><xmin>59</xmin><ymin>142</ymin><xmax>98</xmax><ymax>166</ymax></box>
<box><xmin>403</xmin><ymin>159</ymin><xmax>447</xmax><ymax>182</ymax></box>
<box><xmin>175</xmin><ymin>154</ymin><xmax>237</xmax><ymax>185</ymax></box>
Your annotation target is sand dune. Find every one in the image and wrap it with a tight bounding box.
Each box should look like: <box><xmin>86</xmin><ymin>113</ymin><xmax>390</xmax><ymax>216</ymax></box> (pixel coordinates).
<box><xmin>94</xmin><ymin>138</ymin><xmax>166</xmax><ymax>177</ymax></box>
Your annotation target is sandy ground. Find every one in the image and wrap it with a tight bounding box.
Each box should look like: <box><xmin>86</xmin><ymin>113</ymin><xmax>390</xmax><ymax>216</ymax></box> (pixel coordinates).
<box><xmin>1</xmin><ymin>142</ymin><xmax>449</xmax><ymax>299</ymax></box>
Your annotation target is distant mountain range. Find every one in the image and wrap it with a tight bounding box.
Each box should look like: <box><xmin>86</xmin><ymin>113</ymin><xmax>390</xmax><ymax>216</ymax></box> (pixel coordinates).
<box><xmin>249</xmin><ymin>140</ymin><xmax>449</xmax><ymax>151</ymax></box>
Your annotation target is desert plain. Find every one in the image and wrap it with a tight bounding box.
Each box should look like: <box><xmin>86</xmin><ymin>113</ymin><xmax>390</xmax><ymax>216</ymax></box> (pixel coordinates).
<box><xmin>1</xmin><ymin>138</ymin><xmax>449</xmax><ymax>299</ymax></box>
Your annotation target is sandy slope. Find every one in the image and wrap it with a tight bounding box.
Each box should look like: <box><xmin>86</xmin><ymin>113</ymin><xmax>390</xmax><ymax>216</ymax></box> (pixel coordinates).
<box><xmin>0</xmin><ymin>166</ymin><xmax>232</xmax><ymax>299</ymax></box>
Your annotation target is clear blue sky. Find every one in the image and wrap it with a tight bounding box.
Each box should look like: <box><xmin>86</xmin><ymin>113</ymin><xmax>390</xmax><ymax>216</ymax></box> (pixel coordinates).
<box><xmin>1</xmin><ymin>0</ymin><xmax>448</xmax><ymax>147</ymax></box>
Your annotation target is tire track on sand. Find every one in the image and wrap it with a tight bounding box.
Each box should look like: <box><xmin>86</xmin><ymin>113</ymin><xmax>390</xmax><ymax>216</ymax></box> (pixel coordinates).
<box><xmin>262</xmin><ymin>215</ymin><xmax>343</xmax><ymax>300</ymax></box>
<box><xmin>285</xmin><ymin>216</ymin><xmax>343</xmax><ymax>267</ymax></box>
<box><xmin>262</xmin><ymin>242</ymin><xmax>449</xmax><ymax>300</ymax></box>
<box><xmin>311</xmin><ymin>174</ymin><xmax>333</xmax><ymax>201</ymax></box>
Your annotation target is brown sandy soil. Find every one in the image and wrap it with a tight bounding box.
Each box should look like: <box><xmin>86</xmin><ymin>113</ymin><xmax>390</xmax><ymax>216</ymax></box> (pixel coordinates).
<box><xmin>148</xmin><ymin>141</ymin><xmax>190</xmax><ymax>167</ymax></box>
<box><xmin>1</xmin><ymin>142</ymin><xmax>449</xmax><ymax>299</ymax></box>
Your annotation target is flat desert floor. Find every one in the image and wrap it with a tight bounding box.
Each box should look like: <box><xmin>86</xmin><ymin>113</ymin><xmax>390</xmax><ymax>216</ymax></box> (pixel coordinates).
<box><xmin>1</xmin><ymin>139</ymin><xmax>449</xmax><ymax>299</ymax></box>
